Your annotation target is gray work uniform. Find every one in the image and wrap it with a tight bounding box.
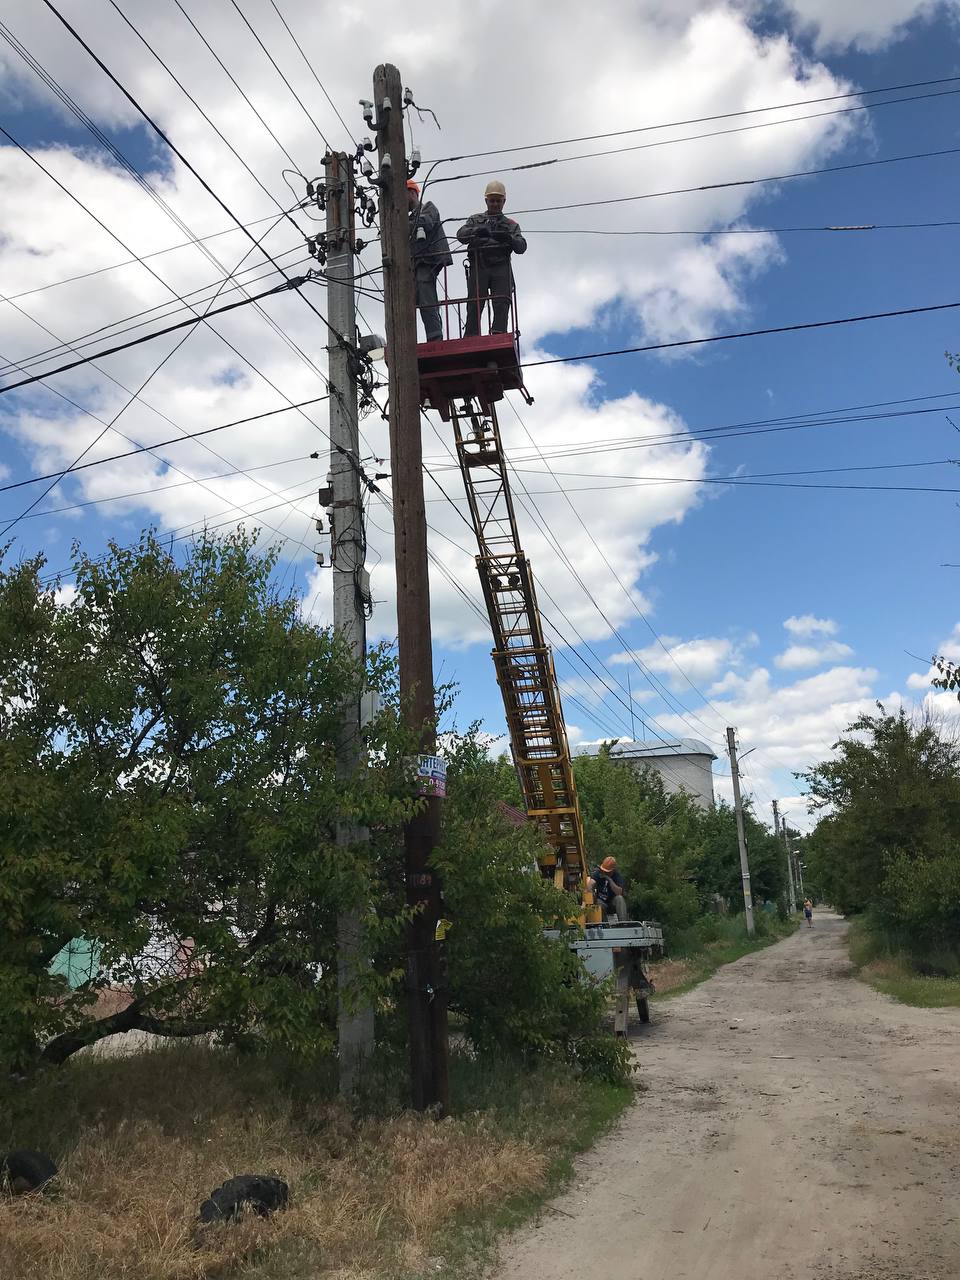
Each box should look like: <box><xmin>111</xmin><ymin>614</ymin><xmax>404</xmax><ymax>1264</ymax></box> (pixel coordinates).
<box><xmin>410</xmin><ymin>200</ymin><xmax>452</xmax><ymax>343</ymax></box>
<box><xmin>456</xmin><ymin>213</ymin><xmax>527</xmax><ymax>336</ymax></box>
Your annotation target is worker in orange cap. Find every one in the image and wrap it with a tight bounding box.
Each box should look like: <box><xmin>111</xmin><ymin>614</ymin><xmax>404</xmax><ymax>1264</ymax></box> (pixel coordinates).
<box><xmin>587</xmin><ymin>856</ymin><xmax>629</xmax><ymax>923</ymax></box>
<box><xmin>407</xmin><ymin>179</ymin><xmax>451</xmax><ymax>343</ymax></box>
<box><xmin>457</xmin><ymin>179</ymin><xmax>526</xmax><ymax>337</ymax></box>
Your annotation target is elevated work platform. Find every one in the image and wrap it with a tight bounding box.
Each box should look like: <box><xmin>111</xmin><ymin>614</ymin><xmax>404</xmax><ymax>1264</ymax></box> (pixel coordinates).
<box><xmin>417</xmin><ymin>332</ymin><xmax>530</xmax><ymax>421</ymax></box>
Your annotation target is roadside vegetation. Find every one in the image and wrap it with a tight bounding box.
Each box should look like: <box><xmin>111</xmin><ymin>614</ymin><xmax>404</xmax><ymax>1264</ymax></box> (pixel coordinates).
<box><xmin>0</xmin><ymin>529</ymin><xmax>797</xmax><ymax>1278</ymax></box>
<box><xmin>847</xmin><ymin>917</ymin><xmax>960</xmax><ymax>1009</ymax></box>
<box><xmin>802</xmin><ymin>705</ymin><xmax>960</xmax><ymax>1007</ymax></box>
<box><xmin>0</xmin><ymin>1043</ymin><xmax>631</xmax><ymax>1280</ymax></box>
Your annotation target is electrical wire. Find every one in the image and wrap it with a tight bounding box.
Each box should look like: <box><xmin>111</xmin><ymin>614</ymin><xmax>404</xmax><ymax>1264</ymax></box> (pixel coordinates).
<box><xmin>2</xmin><ymin>210</ymin><xmax>287</xmax><ymax>303</ymax></box>
<box><xmin>225</xmin><ymin>0</ymin><xmax>331</xmax><ymax>150</ymax></box>
<box><xmin>11</xmin><ymin>453</ymin><xmax>318</xmax><ymax>520</ymax></box>
<box><xmin>264</xmin><ymin>0</ymin><xmax>357</xmax><ymax>144</ymax></box>
<box><xmin>0</xmin><ymin>248</ymin><xmax>310</xmax><ymax>377</ymax></box>
<box><xmin>429</xmin><ymin>89</ymin><xmax>960</xmax><ymax>185</ymax></box>
<box><xmin>0</xmin><ymin>276</ymin><xmax>308</xmax><ymax>396</ymax></box>
<box><xmin>0</xmin><ymin>396</ymin><xmax>330</xmax><ymax>495</ymax></box>
<box><xmin>424</xmin><ymin>73</ymin><xmax>960</xmax><ymax>161</ymax></box>
<box><xmin>449</xmin><ymin>145</ymin><xmax>960</xmax><ymax>218</ymax></box>
<box><xmin>39</xmin><ymin>0</ymin><xmax>342</xmax><ymax>359</ymax></box>
<box><xmin>168</xmin><ymin>0</ymin><xmax>301</xmax><ymax>171</ymax></box>
<box><xmin>523</xmin><ymin>299</ymin><xmax>960</xmax><ymax>368</ymax></box>
<box><xmin>520</xmin><ymin>219</ymin><xmax>960</xmax><ymax>237</ymax></box>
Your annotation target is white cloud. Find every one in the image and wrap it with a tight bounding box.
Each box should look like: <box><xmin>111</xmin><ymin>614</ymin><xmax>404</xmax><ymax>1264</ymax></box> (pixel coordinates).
<box><xmin>783</xmin><ymin>614</ymin><xmax>838</xmax><ymax>638</ymax></box>
<box><xmin>609</xmin><ymin>632</ymin><xmax>757</xmax><ymax>687</ymax></box>
<box><xmin>770</xmin><ymin>0</ymin><xmax>954</xmax><ymax>51</ymax></box>
<box><xmin>0</xmin><ymin>1</ymin><xmax>863</xmax><ymax>584</ymax></box>
<box><xmin>775</xmin><ymin>640</ymin><xmax>854</xmax><ymax>670</ymax></box>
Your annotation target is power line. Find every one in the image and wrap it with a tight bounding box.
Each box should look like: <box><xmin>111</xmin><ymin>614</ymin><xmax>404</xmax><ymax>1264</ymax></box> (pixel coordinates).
<box><xmin>2</xmin><ymin>210</ymin><xmax>286</xmax><ymax>302</ymax></box>
<box><xmin>523</xmin><ymin>299</ymin><xmax>960</xmax><ymax>368</ymax></box>
<box><xmin>0</xmin><ymin>276</ymin><xmax>309</xmax><ymax>396</ymax></box>
<box><xmin>485</xmin><ymin>146</ymin><xmax>960</xmax><ymax>218</ymax></box>
<box><xmin>0</xmin><ymin>395</ymin><xmax>329</xmax><ymax>495</ymax></box>
<box><xmin>430</xmin><ymin>88</ymin><xmax>960</xmax><ymax>184</ymax></box>
<box><xmin>521</xmin><ymin>219</ymin><xmax>960</xmax><ymax>237</ymax></box>
<box><xmin>39</xmin><ymin>0</ymin><xmax>340</xmax><ymax>355</ymax></box>
<box><xmin>168</xmin><ymin>0</ymin><xmax>301</xmax><ymax>171</ymax></box>
<box><xmin>425</xmin><ymin>73</ymin><xmax>960</xmax><ymax>161</ymax></box>
<box><xmin>0</xmin><ymin>119</ymin><xmax>333</xmax><ymax>419</ymax></box>
<box><xmin>263</xmin><ymin>0</ymin><xmax>356</xmax><ymax>143</ymax></box>
<box><xmin>0</xmin><ymin>248</ymin><xmax>310</xmax><ymax>377</ymax></box>
<box><xmin>11</xmin><ymin>453</ymin><xmax>317</xmax><ymax>520</ymax></box>
<box><xmin>225</xmin><ymin>0</ymin><xmax>332</xmax><ymax>149</ymax></box>
<box><xmin>476</xmin><ymin>455</ymin><xmax>960</xmax><ymax>484</ymax></box>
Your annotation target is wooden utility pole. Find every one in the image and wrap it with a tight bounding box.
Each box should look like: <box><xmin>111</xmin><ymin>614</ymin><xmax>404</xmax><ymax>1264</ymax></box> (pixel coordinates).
<box><xmin>726</xmin><ymin>727</ymin><xmax>755</xmax><ymax>936</ymax></box>
<box><xmin>326</xmin><ymin>151</ymin><xmax>375</xmax><ymax>1096</ymax></box>
<box><xmin>373</xmin><ymin>63</ymin><xmax>449</xmax><ymax>1114</ymax></box>
<box><xmin>774</xmin><ymin>801</ymin><xmax>797</xmax><ymax>914</ymax></box>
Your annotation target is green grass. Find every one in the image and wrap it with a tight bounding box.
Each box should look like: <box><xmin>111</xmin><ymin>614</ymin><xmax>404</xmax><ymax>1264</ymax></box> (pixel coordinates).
<box><xmin>651</xmin><ymin>912</ymin><xmax>799</xmax><ymax>1000</ymax></box>
<box><xmin>0</xmin><ymin>1041</ymin><xmax>632</xmax><ymax>1280</ymax></box>
<box><xmin>848</xmin><ymin>917</ymin><xmax>960</xmax><ymax>1009</ymax></box>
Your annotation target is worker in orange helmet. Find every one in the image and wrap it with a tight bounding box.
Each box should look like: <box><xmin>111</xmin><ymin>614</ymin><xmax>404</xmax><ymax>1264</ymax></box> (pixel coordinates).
<box><xmin>587</xmin><ymin>856</ymin><xmax>629</xmax><ymax>923</ymax></box>
<box><xmin>457</xmin><ymin>179</ymin><xmax>526</xmax><ymax>337</ymax></box>
<box><xmin>407</xmin><ymin>179</ymin><xmax>452</xmax><ymax>343</ymax></box>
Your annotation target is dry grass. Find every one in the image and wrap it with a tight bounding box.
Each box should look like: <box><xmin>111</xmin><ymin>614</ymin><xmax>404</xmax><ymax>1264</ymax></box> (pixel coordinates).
<box><xmin>0</xmin><ymin>1045</ymin><xmax>555</xmax><ymax>1280</ymax></box>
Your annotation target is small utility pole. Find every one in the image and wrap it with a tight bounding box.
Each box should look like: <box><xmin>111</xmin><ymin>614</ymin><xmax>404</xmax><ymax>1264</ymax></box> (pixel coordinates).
<box><xmin>726</xmin><ymin>727</ymin><xmax>755</xmax><ymax>936</ymax></box>
<box><xmin>774</xmin><ymin>802</ymin><xmax>797</xmax><ymax>914</ymax></box>
<box><xmin>326</xmin><ymin>151</ymin><xmax>375</xmax><ymax>1096</ymax></box>
<box><xmin>373</xmin><ymin>63</ymin><xmax>449</xmax><ymax>1114</ymax></box>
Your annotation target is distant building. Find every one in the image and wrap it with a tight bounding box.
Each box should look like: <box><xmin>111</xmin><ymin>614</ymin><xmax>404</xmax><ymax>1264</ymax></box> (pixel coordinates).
<box><xmin>578</xmin><ymin>738</ymin><xmax>717</xmax><ymax>810</ymax></box>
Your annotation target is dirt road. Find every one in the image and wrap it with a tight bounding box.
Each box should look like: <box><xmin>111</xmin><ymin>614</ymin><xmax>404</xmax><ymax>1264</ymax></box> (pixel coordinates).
<box><xmin>494</xmin><ymin>912</ymin><xmax>960</xmax><ymax>1280</ymax></box>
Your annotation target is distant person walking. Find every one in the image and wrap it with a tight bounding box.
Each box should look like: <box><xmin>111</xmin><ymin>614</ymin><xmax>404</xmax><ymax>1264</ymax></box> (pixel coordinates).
<box><xmin>803</xmin><ymin>898</ymin><xmax>814</xmax><ymax>928</ymax></box>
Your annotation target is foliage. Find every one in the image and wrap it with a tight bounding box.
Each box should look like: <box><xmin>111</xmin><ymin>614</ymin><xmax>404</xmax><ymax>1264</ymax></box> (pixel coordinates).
<box><xmin>433</xmin><ymin>731</ymin><xmax>630</xmax><ymax>1082</ymax></box>
<box><xmin>802</xmin><ymin>705</ymin><xmax>960</xmax><ymax>959</ymax></box>
<box><xmin>572</xmin><ymin>747</ymin><xmax>787</xmax><ymax>925</ymax></box>
<box><xmin>0</xmin><ymin>530</ymin><xmax>416</xmax><ymax>1072</ymax></box>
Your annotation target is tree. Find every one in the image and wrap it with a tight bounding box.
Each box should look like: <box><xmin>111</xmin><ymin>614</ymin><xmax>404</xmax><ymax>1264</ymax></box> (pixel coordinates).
<box><xmin>801</xmin><ymin>706</ymin><xmax>960</xmax><ymax>954</ymax></box>
<box><xmin>431</xmin><ymin>731</ymin><xmax>630</xmax><ymax>1082</ymax></box>
<box><xmin>0</xmin><ymin>530</ymin><xmax>415</xmax><ymax>1072</ymax></box>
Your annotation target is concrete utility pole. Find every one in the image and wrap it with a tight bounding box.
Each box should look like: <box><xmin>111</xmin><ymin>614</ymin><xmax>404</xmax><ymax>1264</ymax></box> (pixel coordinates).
<box><xmin>326</xmin><ymin>151</ymin><xmax>375</xmax><ymax>1097</ymax></box>
<box><xmin>775</xmin><ymin>804</ymin><xmax>797</xmax><ymax>914</ymax></box>
<box><xmin>373</xmin><ymin>63</ymin><xmax>449</xmax><ymax>1114</ymax></box>
<box><xmin>726</xmin><ymin>727</ymin><xmax>755</xmax><ymax>936</ymax></box>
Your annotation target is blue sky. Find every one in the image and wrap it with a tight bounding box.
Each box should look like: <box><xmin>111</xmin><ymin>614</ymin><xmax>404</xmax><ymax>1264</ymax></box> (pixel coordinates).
<box><xmin>2</xmin><ymin>0</ymin><xmax>959</xmax><ymax>826</ymax></box>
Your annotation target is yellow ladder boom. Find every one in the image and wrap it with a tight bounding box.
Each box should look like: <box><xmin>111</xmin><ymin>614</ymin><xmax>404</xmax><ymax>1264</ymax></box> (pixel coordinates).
<box><xmin>450</xmin><ymin>400</ymin><xmax>590</xmax><ymax>897</ymax></box>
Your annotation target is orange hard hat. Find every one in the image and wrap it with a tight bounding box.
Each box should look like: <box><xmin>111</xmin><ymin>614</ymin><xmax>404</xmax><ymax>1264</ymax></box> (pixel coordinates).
<box><xmin>406</xmin><ymin>179</ymin><xmax>421</xmax><ymax>194</ymax></box>
<box><xmin>600</xmin><ymin>856</ymin><xmax>617</xmax><ymax>872</ymax></box>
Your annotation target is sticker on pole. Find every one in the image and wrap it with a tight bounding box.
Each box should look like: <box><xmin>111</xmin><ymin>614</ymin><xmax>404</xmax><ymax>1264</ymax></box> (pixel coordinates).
<box><xmin>417</xmin><ymin>754</ymin><xmax>447</xmax><ymax>798</ymax></box>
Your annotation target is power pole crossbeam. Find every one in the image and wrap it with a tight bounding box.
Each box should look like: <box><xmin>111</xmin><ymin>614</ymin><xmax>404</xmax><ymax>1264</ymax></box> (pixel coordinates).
<box><xmin>326</xmin><ymin>151</ymin><xmax>375</xmax><ymax>1097</ymax></box>
<box><xmin>374</xmin><ymin>63</ymin><xmax>449</xmax><ymax>1114</ymax></box>
<box><xmin>726</xmin><ymin>726</ymin><xmax>756</xmax><ymax>936</ymax></box>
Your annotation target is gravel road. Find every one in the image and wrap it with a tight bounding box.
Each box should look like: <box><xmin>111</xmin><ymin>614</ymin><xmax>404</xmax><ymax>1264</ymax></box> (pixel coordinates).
<box><xmin>493</xmin><ymin>911</ymin><xmax>960</xmax><ymax>1280</ymax></box>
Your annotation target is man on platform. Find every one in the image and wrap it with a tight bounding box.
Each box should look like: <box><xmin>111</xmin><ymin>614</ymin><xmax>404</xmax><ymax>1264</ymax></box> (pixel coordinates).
<box><xmin>456</xmin><ymin>180</ymin><xmax>527</xmax><ymax>337</ymax></box>
<box><xmin>588</xmin><ymin>856</ymin><xmax>629</xmax><ymax>923</ymax></box>
<box><xmin>408</xmin><ymin>179</ymin><xmax>452</xmax><ymax>343</ymax></box>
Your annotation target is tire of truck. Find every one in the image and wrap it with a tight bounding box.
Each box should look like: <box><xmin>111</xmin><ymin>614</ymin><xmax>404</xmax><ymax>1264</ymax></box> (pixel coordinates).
<box><xmin>1</xmin><ymin>1149</ymin><xmax>58</xmax><ymax>1194</ymax></box>
<box><xmin>636</xmin><ymin>996</ymin><xmax>651</xmax><ymax>1024</ymax></box>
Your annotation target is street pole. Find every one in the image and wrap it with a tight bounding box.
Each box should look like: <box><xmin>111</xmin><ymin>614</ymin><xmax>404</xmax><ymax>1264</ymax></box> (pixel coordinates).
<box><xmin>373</xmin><ymin>63</ymin><xmax>449</xmax><ymax>1114</ymax></box>
<box><xmin>326</xmin><ymin>151</ymin><xmax>375</xmax><ymax>1097</ymax></box>
<box><xmin>726</xmin><ymin>727</ymin><xmax>755</xmax><ymax>936</ymax></box>
<box><xmin>776</xmin><ymin>804</ymin><xmax>797</xmax><ymax>914</ymax></box>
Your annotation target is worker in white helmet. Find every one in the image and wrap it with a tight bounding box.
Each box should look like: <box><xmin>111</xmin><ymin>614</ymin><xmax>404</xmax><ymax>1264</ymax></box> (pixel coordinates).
<box><xmin>456</xmin><ymin>180</ymin><xmax>526</xmax><ymax>337</ymax></box>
